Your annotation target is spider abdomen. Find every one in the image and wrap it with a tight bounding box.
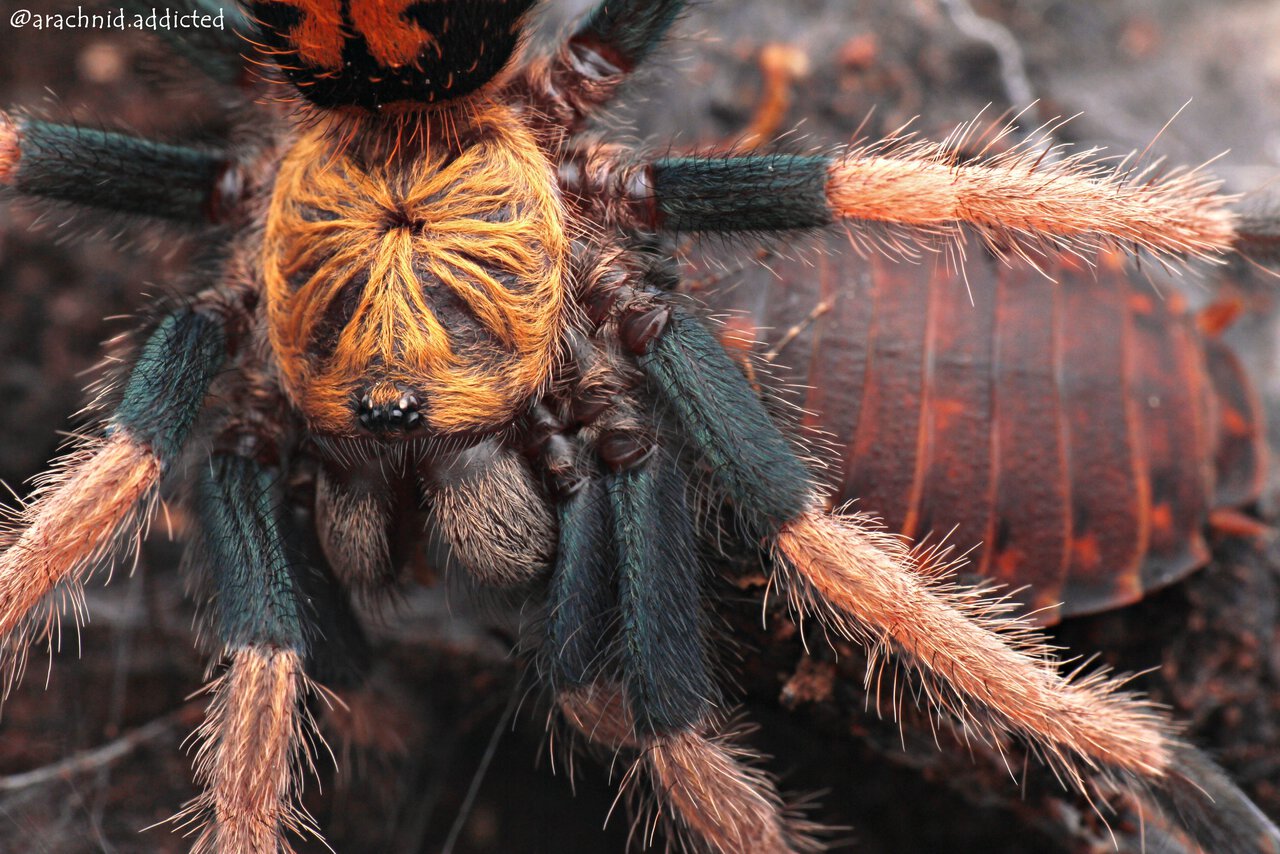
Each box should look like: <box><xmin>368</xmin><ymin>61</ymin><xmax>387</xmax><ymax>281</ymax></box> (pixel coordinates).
<box><xmin>261</xmin><ymin>107</ymin><xmax>569</xmax><ymax>436</ymax></box>
<box><xmin>723</xmin><ymin>247</ymin><xmax>1266</xmax><ymax>624</ymax></box>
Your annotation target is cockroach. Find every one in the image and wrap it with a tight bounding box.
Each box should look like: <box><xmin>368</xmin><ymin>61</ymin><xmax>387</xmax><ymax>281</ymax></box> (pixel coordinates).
<box><xmin>709</xmin><ymin>243</ymin><xmax>1267</xmax><ymax>625</ymax></box>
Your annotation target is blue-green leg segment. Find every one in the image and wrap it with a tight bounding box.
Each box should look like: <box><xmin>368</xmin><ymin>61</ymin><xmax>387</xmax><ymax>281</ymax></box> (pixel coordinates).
<box><xmin>1</xmin><ymin>118</ymin><xmax>228</xmax><ymax>223</ymax></box>
<box><xmin>193</xmin><ymin>454</ymin><xmax>308</xmax><ymax>654</ymax></box>
<box><xmin>608</xmin><ymin>455</ymin><xmax>713</xmax><ymax>735</ymax></box>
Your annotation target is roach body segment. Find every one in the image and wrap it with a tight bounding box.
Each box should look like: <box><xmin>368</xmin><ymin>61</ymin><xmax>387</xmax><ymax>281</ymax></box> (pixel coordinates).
<box><xmin>719</xmin><ymin>244</ymin><xmax>1267</xmax><ymax>622</ymax></box>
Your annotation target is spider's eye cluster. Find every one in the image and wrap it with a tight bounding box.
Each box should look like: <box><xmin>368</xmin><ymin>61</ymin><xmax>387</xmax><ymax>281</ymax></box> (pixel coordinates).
<box><xmin>244</xmin><ymin>0</ymin><xmax>537</xmax><ymax>109</ymax></box>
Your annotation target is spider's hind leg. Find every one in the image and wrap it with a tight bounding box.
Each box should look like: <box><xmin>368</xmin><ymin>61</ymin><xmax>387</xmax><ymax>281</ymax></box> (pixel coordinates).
<box><xmin>516</xmin><ymin>0</ymin><xmax>687</xmax><ymax>134</ymax></box>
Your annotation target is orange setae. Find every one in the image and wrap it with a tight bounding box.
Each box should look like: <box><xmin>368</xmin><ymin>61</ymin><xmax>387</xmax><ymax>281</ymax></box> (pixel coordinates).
<box><xmin>262</xmin><ymin>104</ymin><xmax>569</xmax><ymax>435</ymax></box>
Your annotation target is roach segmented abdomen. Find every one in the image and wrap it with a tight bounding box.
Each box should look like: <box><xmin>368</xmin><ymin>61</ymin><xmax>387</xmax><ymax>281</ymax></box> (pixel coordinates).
<box><xmin>712</xmin><ymin>242</ymin><xmax>1266</xmax><ymax>625</ymax></box>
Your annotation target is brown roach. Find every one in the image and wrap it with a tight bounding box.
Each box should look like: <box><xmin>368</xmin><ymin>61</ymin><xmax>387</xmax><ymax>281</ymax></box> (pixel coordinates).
<box><xmin>706</xmin><ymin>243</ymin><xmax>1268</xmax><ymax>625</ymax></box>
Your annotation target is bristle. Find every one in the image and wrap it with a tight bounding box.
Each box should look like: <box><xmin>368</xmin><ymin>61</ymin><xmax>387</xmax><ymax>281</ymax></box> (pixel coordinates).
<box><xmin>644</xmin><ymin>730</ymin><xmax>821</xmax><ymax>854</ymax></box>
<box><xmin>827</xmin><ymin>131</ymin><xmax>1239</xmax><ymax>264</ymax></box>
<box><xmin>184</xmin><ymin>647</ymin><xmax>318</xmax><ymax>853</ymax></box>
<box><xmin>0</xmin><ymin>434</ymin><xmax>159</xmax><ymax>693</ymax></box>
<box><xmin>0</xmin><ymin>110</ymin><xmax>18</xmax><ymax>183</ymax></box>
<box><xmin>775</xmin><ymin>509</ymin><xmax>1174</xmax><ymax>784</ymax></box>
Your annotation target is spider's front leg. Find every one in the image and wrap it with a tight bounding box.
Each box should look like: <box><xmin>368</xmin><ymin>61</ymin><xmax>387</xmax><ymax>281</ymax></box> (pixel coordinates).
<box><xmin>0</xmin><ymin>306</ymin><xmax>225</xmax><ymax>691</ymax></box>
<box><xmin>511</xmin><ymin>360</ymin><xmax>813</xmax><ymax>852</ymax></box>
<box><xmin>181</xmin><ymin>447</ymin><xmax>323</xmax><ymax>852</ymax></box>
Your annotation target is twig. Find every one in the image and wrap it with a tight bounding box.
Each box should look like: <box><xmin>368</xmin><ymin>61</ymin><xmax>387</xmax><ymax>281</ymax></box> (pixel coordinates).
<box><xmin>0</xmin><ymin>711</ymin><xmax>180</xmax><ymax>793</ymax></box>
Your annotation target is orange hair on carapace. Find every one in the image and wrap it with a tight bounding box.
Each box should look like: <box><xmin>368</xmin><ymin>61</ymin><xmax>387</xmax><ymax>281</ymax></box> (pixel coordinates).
<box><xmin>262</xmin><ymin>105</ymin><xmax>568</xmax><ymax>435</ymax></box>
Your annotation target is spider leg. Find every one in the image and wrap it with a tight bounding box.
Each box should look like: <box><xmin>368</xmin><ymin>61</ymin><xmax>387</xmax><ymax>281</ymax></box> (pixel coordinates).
<box><xmin>542</xmin><ymin>433</ymin><xmax>817</xmax><ymax>852</ymax></box>
<box><xmin>558</xmin><ymin>682</ymin><xmax>816</xmax><ymax>854</ymax></box>
<box><xmin>562</xmin><ymin>146</ymin><xmax>1242</xmax><ymax>264</ymax></box>
<box><xmin>546</xmin><ymin>466</ymin><xmax>614</xmax><ymax>691</ymax></box>
<box><xmin>607</xmin><ymin>450</ymin><xmax>714</xmax><ymax>735</ymax></box>
<box><xmin>622</xmin><ymin>299</ymin><xmax>1280</xmax><ymax>852</ymax></box>
<box><xmin>182</xmin><ymin>452</ymin><xmax>322</xmax><ymax>852</ymax></box>
<box><xmin>516</xmin><ymin>0</ymin><xmax>686</xmax><ymax>133</ymax></box>
<box><xmin>0</xmin><ymin>112</ymin><xmax>232</xmax><ymax>223</ymax></box>
<box><xmin>120</xmin><ymin>0</ymin><xmax>254</xmax><ymax>88</ymax></box>
<box><xmin>0</xmin><ymin>308</ymin><xmax>225</xmax><ymax>692</ymax></box>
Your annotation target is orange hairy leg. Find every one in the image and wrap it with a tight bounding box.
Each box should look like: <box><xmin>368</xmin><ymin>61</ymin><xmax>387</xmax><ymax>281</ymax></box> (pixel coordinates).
<box><xmin>186</xmin><ymin>648</ymin><xmax>317</xmax><ymax>853</ymax></box>
<box><xmin>175</xmin><ymin>451</ymin><xmax>326</xmax><ymax>851</ymax></box>
<box><xmin>775</xmin><ymin>512</ymin><xmax>1170</xmax><ymax>781</ymax></box>
<box><xmin>0</xmin><ymin>309</ymin><xmax>225</xmax><ymax>691</ymax></box>
<box><xmin>0</xmin><ymin>437</ymin><xmax>158</xmax><ymax>672</ymax></box>
<box><xmin>558</xmin><ymin>685</ymin><xmax>817</xmax><ymax>854</ymax></box>
<box><xmin>0</xmin><ymin>111</ymin><xmax>18</xmax><ymax>180</ymax></box>
<box><xmin>823</xmin><ymin>130</ymin><xmax>1238</xmax><ymax>264</ymax></box>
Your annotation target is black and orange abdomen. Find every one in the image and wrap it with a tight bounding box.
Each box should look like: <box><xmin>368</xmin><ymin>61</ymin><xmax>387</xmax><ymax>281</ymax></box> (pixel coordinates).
<box><xmin>715</xmin><ymin>246</ymin><xmax>1266</xmax><ymax>624</ymax></box>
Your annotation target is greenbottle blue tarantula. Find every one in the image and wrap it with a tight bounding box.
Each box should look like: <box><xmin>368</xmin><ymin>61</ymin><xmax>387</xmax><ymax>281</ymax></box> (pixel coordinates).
<box><xmin>0</xmin><ymin>0</ymin><xmax>1278</xmax><ymax>851</ymax></box>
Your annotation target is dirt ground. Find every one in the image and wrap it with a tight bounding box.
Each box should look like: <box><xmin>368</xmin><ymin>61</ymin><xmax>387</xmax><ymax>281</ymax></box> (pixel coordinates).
<box><xmin>1</xmin><ymin>1</ymin><xmax>1280</xmax><ymax>852</ymax></box>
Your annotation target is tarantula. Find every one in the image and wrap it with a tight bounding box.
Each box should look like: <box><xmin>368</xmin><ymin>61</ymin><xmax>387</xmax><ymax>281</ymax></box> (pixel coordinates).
<box><xmin>0</xmin><ymin>0</ymin><xmax>1278</xmax><ymax>851</ymax></box>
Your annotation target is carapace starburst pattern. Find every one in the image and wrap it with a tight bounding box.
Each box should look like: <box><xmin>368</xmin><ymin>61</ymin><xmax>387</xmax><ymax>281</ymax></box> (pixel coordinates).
<box><xmin>0</xmin><ymin>1</ymin><xmax>1278</xmax><ymax>851</ymax></box>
